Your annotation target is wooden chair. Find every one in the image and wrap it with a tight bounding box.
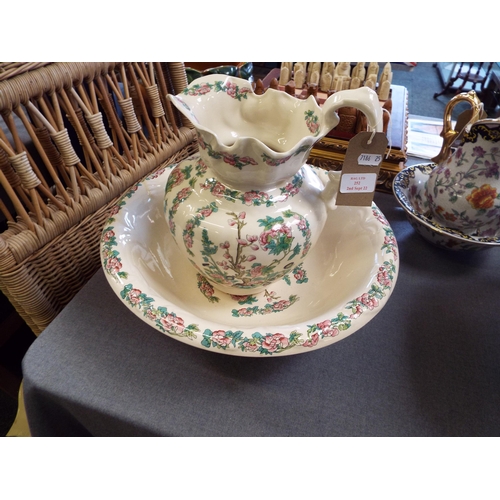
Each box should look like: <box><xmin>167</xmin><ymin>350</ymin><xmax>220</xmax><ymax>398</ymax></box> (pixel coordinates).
<box><xmin>434</xmin><ymin>62</ymin><xmax>495</xmax><ymax>99</ymax></box>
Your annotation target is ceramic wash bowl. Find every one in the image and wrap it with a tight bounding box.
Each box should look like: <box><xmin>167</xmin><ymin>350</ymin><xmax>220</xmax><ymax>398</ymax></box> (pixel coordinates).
<box><xmin>393</xmin><ymin>163</ymin><xmax>500</xmax><ymax>251</ymax></box>
<box><xmin>100</xmin><ymin>160</ymin><xmax>399</xmax><ymax>357</ymax></box>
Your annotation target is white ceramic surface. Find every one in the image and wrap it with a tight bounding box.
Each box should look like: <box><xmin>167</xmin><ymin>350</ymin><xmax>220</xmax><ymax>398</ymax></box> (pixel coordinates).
<box><xmin>167</xmin><ymin>74</ymin><xmax>383</xmax><ymax>191</ymax></box>
<box><xmin>101</xmin><ymin>164</ymin><xmax>399</xmax><ymax>357</ymax></box>
<box><xmin>393</xmin><ymin>163</ymin><xmax>500</xmax><ymax>251</ymax></box>
<box><xmin>164</xmin><ymin>155</ymin><xmax>329</xmax><ymax>295</ymax></box>
<box><xmin>164</xmin><ymin>75</ymin><xmax>384</xmax><ymax>295</ymax></box>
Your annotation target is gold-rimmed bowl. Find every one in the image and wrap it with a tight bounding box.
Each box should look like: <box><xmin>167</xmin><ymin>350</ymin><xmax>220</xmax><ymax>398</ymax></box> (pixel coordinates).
<box><xmin>393</xmin><ymin>163</ymin><xmax>500</xmax><ymax>251</ymax></box>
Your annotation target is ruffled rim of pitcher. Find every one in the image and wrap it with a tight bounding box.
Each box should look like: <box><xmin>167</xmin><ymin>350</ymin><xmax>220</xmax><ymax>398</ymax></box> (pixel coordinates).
<box><xmin>168</xmin><ymin>74</ymin><xmax>328</xmax><ymax>157</ymax></box>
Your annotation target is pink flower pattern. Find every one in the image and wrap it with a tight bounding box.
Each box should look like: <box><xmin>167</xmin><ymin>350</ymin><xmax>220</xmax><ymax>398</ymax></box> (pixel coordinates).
<box><xmin>127</xmin><ymin>288</ymin><xmax>142</xmax><ymax>305</ymax></box>
<box><xmin>106</xmin><ymin>162</ymin><xmax>397</xmax><ymax>356</ymax></box>
<box><xmin>211</xmin><ymin>330</ymin><xmax>232</xmax><ymax>347</ymax></box>
<box><xmin>105</xmin><ymin>257</ymin><xmax>122</xmax><ymax>274</ymax></box>
<box><xmin>160</xmin><ymin>313</ymin><xmax>185</xmax><ymax>334</ymax></box>
<box><xmin>262</xmin><ymin>333</ymin><xmax>289</xmax><ymax>352</ymax></box>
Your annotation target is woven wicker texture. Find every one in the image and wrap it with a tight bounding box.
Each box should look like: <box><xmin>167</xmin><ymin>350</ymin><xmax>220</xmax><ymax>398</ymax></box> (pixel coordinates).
<box><xmin>0</xmin><ymin>62</ymin><xmax>197</xmax><ymax>334</ymax></box>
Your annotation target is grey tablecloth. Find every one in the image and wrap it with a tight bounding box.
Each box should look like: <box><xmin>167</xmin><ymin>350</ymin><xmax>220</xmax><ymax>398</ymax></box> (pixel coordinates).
<box><xmin>22</xmin><ymin>187</ymin><xmax>500</xmax><ymax>436</ymax></box>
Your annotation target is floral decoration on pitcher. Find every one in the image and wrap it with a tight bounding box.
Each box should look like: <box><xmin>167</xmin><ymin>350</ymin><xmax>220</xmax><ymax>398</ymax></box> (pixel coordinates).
<box><xmin>199</xmin><ymin>171</ymin><xmax>303</xmax><ymax>207</ymax></box>
<box><xmin>165</xmin><ymin>158</ymin><xmax>208</xmax><ymax>234</ymax></box>
<box><xmin>304</xmin><ymin>110</ymin><xmax>320</xmax><ymax>136</ymax></box>
<box><xmin>198</xmin><ymin>137</ymin><xmax>259</xmax><ymax>170</ymax></box>
<box><xmin>197</xmin><ymin>261</ymin><xmax>309</xmax><ymax>309</ymax></box>
<box><xmin>183</xmin><ymin>209</ymin><xmax>311</xmax><ymax>290</ymax></box>
<box><xmin>427</xmin><ymin>138</ymin><xmax>500</xmax><ymax>233</ymax></box>
<box><xmin>198</xmin><ymin>260</ymin><xmax>310</xmax><ymax>314</ymax></box>
<box><xmin>165</xmin><ymin>158</ymin><xmax>207</xmax><ymax>194</ymax></box>
<box><xmin>261</xmin><ymin>145</ymin><xmax>311</xmax><ymax>167</ymax></box>
<box><xmin>197</xmin><ymin>137</ymin><xmax>312</xmax><ymax>171</ymax></box>
<box><xmin>181</xmin><ymin>80</ymin><xmax>252</xmax><ymax>101</ymax></box>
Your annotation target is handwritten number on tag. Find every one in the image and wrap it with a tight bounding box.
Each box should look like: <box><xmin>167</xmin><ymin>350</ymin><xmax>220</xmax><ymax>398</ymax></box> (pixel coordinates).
<box><xmin>357</xmin><ymin>153</ymin><xmax>382</xmax><ymax>166</ymax></box>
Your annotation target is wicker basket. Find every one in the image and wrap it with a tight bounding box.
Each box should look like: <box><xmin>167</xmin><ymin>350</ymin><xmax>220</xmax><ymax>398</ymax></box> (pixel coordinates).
<box><xmin>0</xmin><ymin>62</ymin><xmax>197</xmax><ymax>334</ymax></box>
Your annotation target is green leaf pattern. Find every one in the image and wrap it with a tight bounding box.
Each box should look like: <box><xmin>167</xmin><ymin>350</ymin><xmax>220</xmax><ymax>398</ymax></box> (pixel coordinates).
<box><xmin>103</xmin><ymin>166</ymin><xmax>398</xmax><ymax>355</ymax></box>
<box><xmin>182</xmin><ymin>80</ymin><xmax>252</xmax><ymax>101</ymax></box>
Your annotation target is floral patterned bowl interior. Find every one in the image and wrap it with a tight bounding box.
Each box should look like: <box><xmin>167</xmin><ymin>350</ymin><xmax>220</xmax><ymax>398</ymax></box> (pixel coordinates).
<box><xmin>393</xmin><ymin>163</ymin><xmax>500</xmax><ymax>251</ymax></box>
<box><xmin>101</xmin><ymin>163</ymin><xmax>399</xmax><ymax>357</ymax></box>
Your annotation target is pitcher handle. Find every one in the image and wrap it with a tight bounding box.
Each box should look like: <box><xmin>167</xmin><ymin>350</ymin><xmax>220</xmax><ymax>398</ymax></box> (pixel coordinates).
<box><xmin>322</xmin><ymin>86</ymin><xmax>383</xmax><ymax>133</ymax></box>
<box><xmin>431</xmin><ymin>90</ymin><xmax>483</xmax><ymax>164</ymax></box>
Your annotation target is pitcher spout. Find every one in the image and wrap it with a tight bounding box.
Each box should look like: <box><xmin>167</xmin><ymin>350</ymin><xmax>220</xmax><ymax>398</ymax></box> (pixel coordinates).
<box><xmin>167</xmin><ymin>75</ymin><xmax>383</xmax><ymax>192</ymax></box>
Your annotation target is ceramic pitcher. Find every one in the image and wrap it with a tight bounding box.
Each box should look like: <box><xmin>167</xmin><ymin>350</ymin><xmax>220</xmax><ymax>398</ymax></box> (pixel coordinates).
<box><xmin>165</xmin><ymin>75</ymin><xmax>383</xmax><ymax>294</ymax></box>
<box><xmin>426</xmin><ymin>91</ymin><xmax>500</xmax><ymax>237</ymax></box>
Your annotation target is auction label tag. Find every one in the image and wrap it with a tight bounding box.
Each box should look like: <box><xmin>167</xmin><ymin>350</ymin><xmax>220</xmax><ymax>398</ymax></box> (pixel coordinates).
<box><xmin>336</xmin><ymin>131</ymin><xmax>388</xmax><ymax>207</ymax></box>
<box><xmin>340</xmin><ymin>172</ymin><xmax>378</xmax><ymax>193</ymax></box>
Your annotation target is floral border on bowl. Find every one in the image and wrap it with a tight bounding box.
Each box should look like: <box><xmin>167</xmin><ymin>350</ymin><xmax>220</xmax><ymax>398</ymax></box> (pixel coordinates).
<box><xmin>101</xmin><ymin>165</ymin><xmax>399</xmax><ymax>356</ymax></box>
